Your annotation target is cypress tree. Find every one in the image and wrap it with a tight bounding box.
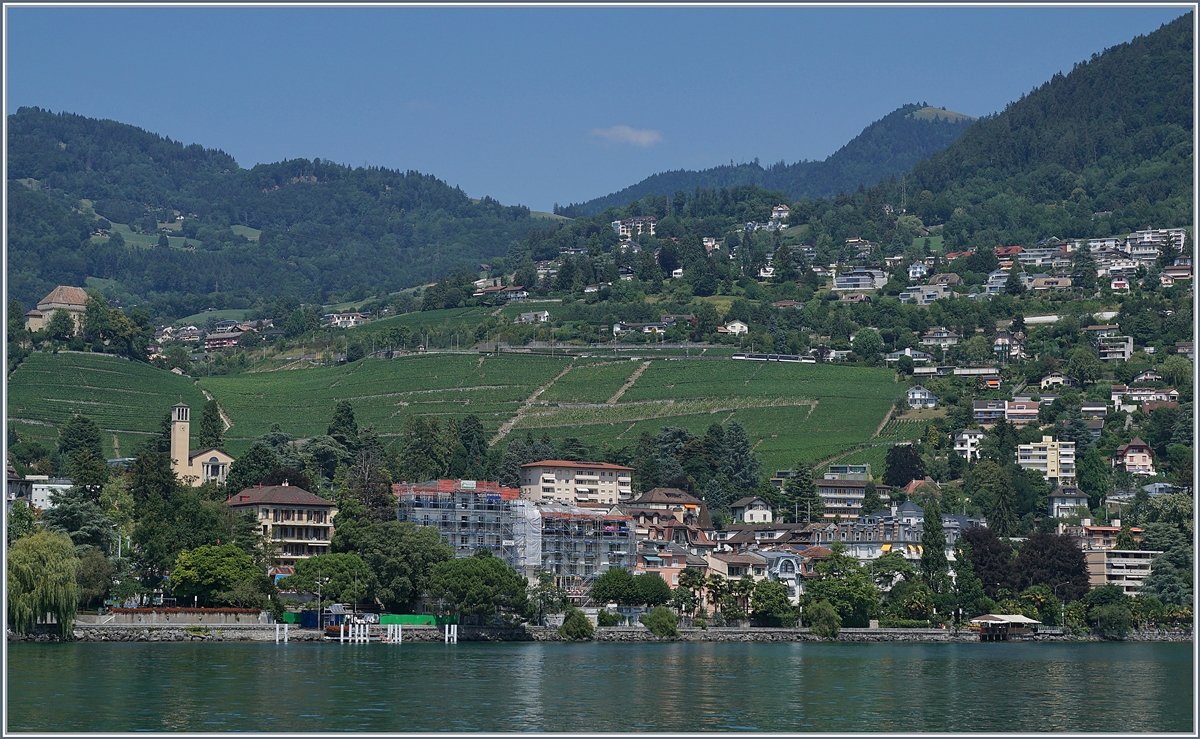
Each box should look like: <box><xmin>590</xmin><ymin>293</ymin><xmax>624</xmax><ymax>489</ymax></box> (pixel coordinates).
<box><xmin>197</xmin><ymin>399</ymin><xmax>225</xmax><ymax>451</ymax></box>
<box><xmin>920</xmin><ymin>499</ymin><xmax>950</xmax><ymax>592</ymax></box>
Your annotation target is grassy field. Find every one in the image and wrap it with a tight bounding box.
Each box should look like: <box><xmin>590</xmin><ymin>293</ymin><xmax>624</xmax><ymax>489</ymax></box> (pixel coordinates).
<box><xmin>7</xmin><ymin>352</ymin><xmax>209</xmax><ymax>458</ymax></box>
<box><xmin>12</xmin><ymin>351</ymin><xmax>905</xmax><ymax>472</ymax></box>
<box><xmin>346</xmin><ymin>307</ymin><xmax>491</xmax><ymax>342</ymax></box>
<box><xmin>911</xmin><ymin>234</ymin><xmax>944</xmax><ymax>253</ymax></box>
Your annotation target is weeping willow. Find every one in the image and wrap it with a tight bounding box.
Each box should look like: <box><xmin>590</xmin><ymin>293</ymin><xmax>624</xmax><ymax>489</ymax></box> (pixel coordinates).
<box><xmin>8</xmin><ymin>530</ymin><xmax>79</xmax><ymax>638</ymax></box>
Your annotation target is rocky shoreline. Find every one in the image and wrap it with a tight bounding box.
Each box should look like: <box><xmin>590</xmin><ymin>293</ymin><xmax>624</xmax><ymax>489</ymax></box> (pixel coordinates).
<box><xmin>9</xmin><ymin>624</ymin><xmax>1193</xmax><ymax>643</ymax></box>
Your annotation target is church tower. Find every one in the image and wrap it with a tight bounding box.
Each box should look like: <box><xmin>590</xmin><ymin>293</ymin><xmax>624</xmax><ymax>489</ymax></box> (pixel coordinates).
<box><xmin>170</xmin><ymin>402</ymin><xmax>192</xmax><ymax>480</ymax></box>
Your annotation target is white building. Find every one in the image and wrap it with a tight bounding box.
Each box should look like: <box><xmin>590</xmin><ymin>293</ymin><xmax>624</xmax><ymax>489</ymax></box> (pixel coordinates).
<box><xmin>26</xmin><ymin>476</ymin><xmax>72</xmax><ymax>511</ymax></box>
<box><xmin>954</xmin><ymin>430</ymin><xmax>986</xmax><ymax>461</ymax></box>
<box><xmin>519</xmin><ymin>460</ymin><xmax>634</xmax><ymax>506</ymax></box>
<box><xmin>907</xmin><ymin>385</ymin><xmax>937</xmax><ymax>409</ymax></box>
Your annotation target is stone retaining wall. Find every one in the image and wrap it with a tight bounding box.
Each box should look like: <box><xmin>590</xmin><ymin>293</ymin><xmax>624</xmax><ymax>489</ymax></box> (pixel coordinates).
<box><xmin>9</xmin><ymin>624</ymin><xmax>1193</xmax><ymax>644</ymax></box>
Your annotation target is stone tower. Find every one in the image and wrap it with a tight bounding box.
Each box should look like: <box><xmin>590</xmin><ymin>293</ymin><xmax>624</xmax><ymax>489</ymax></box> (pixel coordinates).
<box><xmin>170</xmin><ymin>402</ymin><xmax>191</xmax><ymax>479</ymax></box>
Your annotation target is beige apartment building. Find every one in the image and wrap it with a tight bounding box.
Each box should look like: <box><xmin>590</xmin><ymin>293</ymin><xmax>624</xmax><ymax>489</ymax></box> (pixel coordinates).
<box><xmin>1084</xmin><ymin>549</ymin><xmax>1160</xmax><ymax>595</ymax></box>
<box><xmin>1016</xmin><ymin>436</ymin><xmax>1076</xmax><ymax>482</ymax></box>
<box><xmin>227</xmin><ymin>483</ymin><xmax>337</xmax><ymax>565</ymax></box>
<box><xmin>519</xmin><ymin>460</ymin><xmax>634</xmax><ymax>505</ymax></box>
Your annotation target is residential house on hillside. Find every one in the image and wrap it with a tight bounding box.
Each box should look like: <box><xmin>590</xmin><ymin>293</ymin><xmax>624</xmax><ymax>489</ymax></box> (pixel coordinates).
<box><xmin>954</xmin><ymin>429</ymin><xmax>986</xmax><ymax>460</ymax></box>
<box><xmin>611</xmin><ymin>216</ymin><xmax>658</xmax><ymax>239</ymax></box>
<box><xmin>516</xmin><ymin>311</ymin><xmax>551</xmax><ymax>325</ymax></box>
<box><xmin>885</xmin><ymin>347</ymin><xmax>933</xmax><ymax>364</ymax></box>
<box><xmin>908</xmin><ymin>262</ymin><xmax>928</xmax><ymax>280</ymax></box>
<box><xmin>920</xmin><ymin>328</ymin><xmax>960</xmax><ymax>348</ymax></box>
<box><xmin>900</xmin><ymin>285</ymin><xmax>950</xmax><ymax>305</ymax></box>
<box><xmin>1113</xmin><ymin>437</ymin><xmax>1156</xmax><ymax>476</ymax></box>
<box><xmin>832</xmin><ymin>269</ymin><xmax>886</xmax><ymax>291</ymax></box>
<box><xmin>771</xmin><ymin>204</ymin><xmax>791</xmax><ymax>220</ymax></box>
<box><xmin>907</xmin><ymin>385</ymin><xmax>937</xmax><ymax>409</ymax></box>
<box><xmin>1040</xmin><ymin>372</ymin><xmax>1073</xmax><ymax>391</ymax></box>
<box><xmin>718</xmin><ymin>320</ymin><xmax>749</xmax><ymax>336</ymax></box>
<box><xmin>730</xmin><ymin>496</ymin><xmax>773</xmax><ymax>524</ymax></box>
<box><xmin>1048</xmin><ymin>485</ymin><xmax>1091</xmax><ymax>518</ymax></box>
<box><xmin>928</xmin><ymin>273</ymin><xmax>961</xmax><ymax>287</ymax></box>
<box><xmin>1004</xmin><ymin>400</ymin><xmax>1040</xmax><ymax>425</ymax></box>
<box><xmin>974</xmin><ymin>400</ymin><xmax>1007</xmax><ymax>424</ymax></box>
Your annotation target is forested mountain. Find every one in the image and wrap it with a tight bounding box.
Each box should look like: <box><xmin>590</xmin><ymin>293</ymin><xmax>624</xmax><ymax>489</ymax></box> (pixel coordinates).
<box><xmin>560</xmin><ymin>104</ymin><xmax>976</xmax><ymax>216</ymax></box>
<box><xmin>790</xmin><ymin>12</ymin><xmax>1192</xmax><ymax>254</ymax></box>
<box><xmin>7</xmin><ymin>108</ymin><xmax>539</xmax><ymax>317</ymax></box>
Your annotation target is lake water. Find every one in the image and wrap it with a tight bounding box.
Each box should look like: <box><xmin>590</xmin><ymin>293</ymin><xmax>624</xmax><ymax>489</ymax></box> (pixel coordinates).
<box><xmin>6</xmin><ymin>641</ymin><xmax>1194</xmax><ymax>732</ymax></box>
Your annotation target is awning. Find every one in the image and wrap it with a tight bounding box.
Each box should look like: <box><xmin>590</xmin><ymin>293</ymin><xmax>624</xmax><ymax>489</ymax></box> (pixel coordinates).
<box><xmin>880</xmin><ymin>543</ymin><xmax>892</xmax><ymax>552</ymax></box>
<box><xmin>642</xmin><ymin>555</ymin><xmax>663</xmax><ymax>563</ymax></box>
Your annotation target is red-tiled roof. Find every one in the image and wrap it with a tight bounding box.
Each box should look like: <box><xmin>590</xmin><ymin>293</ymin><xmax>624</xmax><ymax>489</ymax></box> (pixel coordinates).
<box><xmin>38</xmin><ymin>285</ymin><xmax>89</xmax><ymax>308</ymax></box>
<box><xmin>227</xmin><ymin>485</ymin><xmax>335</xmax><ymax>507</ymax></box>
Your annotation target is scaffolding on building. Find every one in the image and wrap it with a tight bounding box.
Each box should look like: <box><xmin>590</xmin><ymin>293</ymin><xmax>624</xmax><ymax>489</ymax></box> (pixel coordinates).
<box><xmin>538</xmin><ymin>502</ymin><xmax>633</xmax><ymax>606</ymax></box>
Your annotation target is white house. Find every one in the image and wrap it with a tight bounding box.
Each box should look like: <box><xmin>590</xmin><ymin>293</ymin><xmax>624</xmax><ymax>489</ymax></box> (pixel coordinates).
<box><xmin>954</xmin><ymin>430</ymin><xmax>986</xmax><ymax>461</ymax></box>
<box><xmin>718</xmin><ymin>320</ymin><xmax>749</xmax><ymax>336</ymax></box>
<box><xmin>516</xmin><ymin>311</ymin><xmax>551</xmax><ymax>324</ymax></box>
<box><xmin>730</xmin><ymin>496</ymin><xmax>773</xmax><ymax>524</ymax></box>
<box><xmin>1048</xmin><ymin>486</ymin><xmax>1091</xmax><ymax>518</ymax></box>
<box><xmin>908</xmin><ymin>262</ymin><xmax>928</xmax><ymax>280</ymax></box>
<box><xmin>770</xmin><ymin>204</ymin><xmax>791</xmax><ymax>221</ymax></box>
<box><xmin>907</xmin><ymin>385</ymin><xmax>937</xmax><ymax>409</ymax></box>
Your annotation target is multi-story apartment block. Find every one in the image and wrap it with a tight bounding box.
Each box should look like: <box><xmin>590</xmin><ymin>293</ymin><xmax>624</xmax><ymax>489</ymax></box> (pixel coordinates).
<box><xmin>611</xmin><ymin>216</ymin><xmax>658</xmax><ymax>239</ymax></box>
<box><xmin>395</xmin><ymin>480</ymin><xmax>537</xmax><ymax>569</ymax></box>
<box><xmin>920</xmin><ymin>327</ymin><xmax>960</xmax><ymax>347</ymax></box>
<box><xmin>954</xmin><ymin>429</ymin><xmax>986</xmax><ymax>460</ymax></box>
<box><xmin>520</xmin><ymin>460</ymin><xmax>634</xmax><ymax>505</ymax></box>
<box><xmin>227</xmin><ymin>484</ymin><xmax>337</xmax><ymax>565</ymax></box>
<box><xmin>899</xmin><ymin>285</ymin><xmax>950</xmax><ymax>305</ymax></box>
<box><xmin>1016</xmin><ymin>436</ymin><xmax>1076</xmax><ymax>482</ymax></box>
<box><xmin>1085</xmin><ymin>549</ymin><xmax>1161</xmax><ymax>595</ymax></box>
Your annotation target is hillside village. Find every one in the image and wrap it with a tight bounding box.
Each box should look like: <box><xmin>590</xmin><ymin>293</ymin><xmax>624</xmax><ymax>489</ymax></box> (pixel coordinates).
<box><xmin>5</xmin><ymin>14</ymin><xmax>1193</xmax><ymax>642</ymax></box>
<box><xmin>7</xmin><ymin>211</ymin><xmax>1193</xmax><ymax>638</ymax></box>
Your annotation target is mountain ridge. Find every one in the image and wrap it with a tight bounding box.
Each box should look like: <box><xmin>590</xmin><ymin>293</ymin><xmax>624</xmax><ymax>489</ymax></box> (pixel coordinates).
<box><xmin>559</xmin><ymin>103</ymin><xmax>976</xmax><ymax>216</ymax></box>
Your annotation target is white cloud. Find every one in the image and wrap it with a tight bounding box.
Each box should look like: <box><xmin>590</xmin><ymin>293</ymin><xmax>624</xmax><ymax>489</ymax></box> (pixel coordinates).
<box><xmin>590</xmin><ymin>125</ymin><xmax>663</xmax><ymax>147</ymax></box>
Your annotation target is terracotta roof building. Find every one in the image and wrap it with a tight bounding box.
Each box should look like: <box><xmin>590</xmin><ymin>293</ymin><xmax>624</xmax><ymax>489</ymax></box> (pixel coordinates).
<box><xmin>228</xmin><ymin>484</ymin><xmax>337</xmax><ymax>565</ymax></box>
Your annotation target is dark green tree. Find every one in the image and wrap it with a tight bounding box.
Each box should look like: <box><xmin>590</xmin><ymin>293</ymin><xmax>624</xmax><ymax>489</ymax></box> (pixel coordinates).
<box><xmin>591</xmin><ymin>566</ymin><xmax>638</xmax><ymax>606</ymax></box>
<box><xmin>884</xmin><ymin>444</ymin><xmax>925</xmax><ymax>487</ymax></box>
<box><xmin>224</xmin><ymin>443</ymin><xmax>279</xmax><ymax>494</ymax></box>
<box><xmin>57</xmin><ymin>414</ymin><xmax>103</xmax><ymax>465</ymax></box>
<box><xmin>196</xmin><ymin>399</ymin><xmax>225</xmax><ymax>451</ymax></box>
<box><xmin>428</xmin><ymin>550</ymin><xmax>529</xmax><ymax>620</ymax></box>
<box><xmin>919</xmin><ymin>499</ymin><xmax>949</xmax><ymax>592</ymax></box>
<box><xmin>633</xmin><ymin>572</ymin><xmax>672</xmax><ymax>607</ymax></box>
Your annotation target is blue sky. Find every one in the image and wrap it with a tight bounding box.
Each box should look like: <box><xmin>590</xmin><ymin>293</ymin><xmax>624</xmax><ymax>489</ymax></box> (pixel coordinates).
<box><xmin>5</xmin><ymin>6</ymin><xmax>1189</xmax><ymax>211</ymax></box>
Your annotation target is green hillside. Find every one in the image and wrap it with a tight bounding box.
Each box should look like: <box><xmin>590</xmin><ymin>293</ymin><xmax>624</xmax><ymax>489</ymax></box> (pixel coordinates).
<box><xmin>6</xmin><ymin>107</ymin><xmax>542</xmax><ymax>316</ymax></box>
<box><xmin>197</xmin><ymin>354</ymin><xmax>900</xmax><ymax>472</ymax></box>
<box><xmin>7</xmin><ymin>352</ymin><xmax>903</xmax><ymax>473</ymax></box>
<box><xmin>7</xmin><ymin>352</ymin><xmax>208</xmax><ymax>458</ymax></box>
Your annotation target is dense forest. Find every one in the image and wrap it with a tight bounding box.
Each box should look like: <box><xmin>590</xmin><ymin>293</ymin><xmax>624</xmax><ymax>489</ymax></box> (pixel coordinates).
<box><xmin>562</xmin><ymin>104</ymin><xmax>975</xmax><ymax>216</ymax></box>
<box><xmin>7</xmin><ymin>109</ymin><xmax>540</xmax><ymax>316</ymax></box>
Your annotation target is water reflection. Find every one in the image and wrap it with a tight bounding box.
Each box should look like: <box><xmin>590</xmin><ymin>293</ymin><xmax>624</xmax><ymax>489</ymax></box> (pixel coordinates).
<box><xmin>6</xmin><ymin>641</ymin><xmax>1192</xmax><ymax>732</ymax></box>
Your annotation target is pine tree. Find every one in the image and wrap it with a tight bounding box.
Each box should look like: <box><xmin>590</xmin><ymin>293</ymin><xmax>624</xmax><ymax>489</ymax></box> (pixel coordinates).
<box><xmin>720</xmin><ymin>421</ymin><xmax>761</xmax><ymax>492</ymax></box>
<box><xmin>782</xmin><ymin>462</ymin><xmax>822</xmax><ymax>522</ymax></box>
<box><xmin>861</xmin><ymin>479</ymin><xmax>884</xmax><ymax>516</ymax></box>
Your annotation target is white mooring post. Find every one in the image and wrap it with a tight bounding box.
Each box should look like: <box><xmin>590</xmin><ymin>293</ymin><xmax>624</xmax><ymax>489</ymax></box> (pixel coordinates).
<box><xmin>284</xmin><ymin>623</ymin><xmax>289</xmax><ymax>643</ymax></box>
<box><xmin>454</xmin><ymin>623</ymin><xmax>458</xmax><ymax>643</ymax></box>
<box><xmin>398</xmin><ymin>624</ymin><xmax>402</xmax><ymax>644</ymax></box>
<box><xmin>340</xmin><ymin>623</ymin><xmax>345</xmax><ymax>643</ymax></box>
<box><xmin>275</xmin><ymin>623</ymin><xmax>280</xmax><ymax>643</ymax></box>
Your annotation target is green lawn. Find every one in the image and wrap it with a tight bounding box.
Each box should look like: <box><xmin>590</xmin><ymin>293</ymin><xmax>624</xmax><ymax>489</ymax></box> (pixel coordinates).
<box><xmin>911</xmin><ymin>234</ymin><xmax>944</xmax><ymax>253</ymax></box>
